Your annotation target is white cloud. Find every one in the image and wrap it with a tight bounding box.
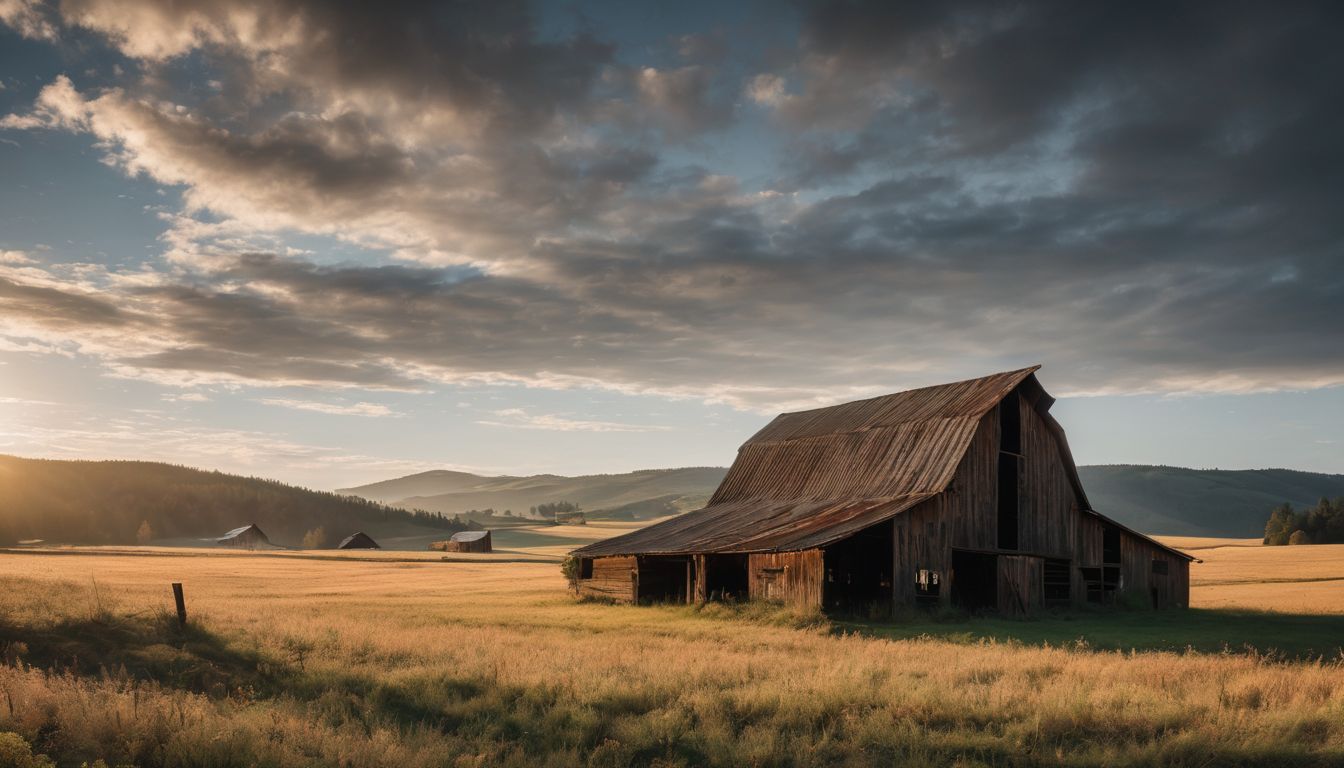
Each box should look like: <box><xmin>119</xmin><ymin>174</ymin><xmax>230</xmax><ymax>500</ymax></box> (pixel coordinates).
<box><xmin>260</xmin><ymin>397</ymin><xmax>401</xmax><ymax>417</ymax></box>
<box><xmin>476</xmin><ymin>408</ymin><xmax>672</xmax><ymax>433</ymax></box>
<box><xmin>161</xmin><ymin>392</ymin><xmax>210</xmax><ymax>402</ymax></box>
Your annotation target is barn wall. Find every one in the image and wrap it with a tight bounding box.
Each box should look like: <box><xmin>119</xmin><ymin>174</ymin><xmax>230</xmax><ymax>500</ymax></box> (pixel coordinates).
<box><xmin>748</xmin><ymin>550</ymin><xmax>823</xmax><ymax>608</ymax></box>
<box><xmin>892</xmin><ymin>387</ymin><xmax>1189</xmax><ymax>613</ymax></box>
<box><xmin>892</xmin><ymin>409</ymin><xmax>997</xmax><ymax>607</ymax></box>
<box><xmin>1123</xmin><ymin>532</ymin><xmax>1190</xmax><ymax>608</ymax></box>
<box><xmin>1016</xmin><ymin>394</ymin><xmax>1077</xmax><ymax>558</ymax></box>
<box><xmin>577</xmin><ymin>556</ymin><xmax>636</xmax><ymax>602</ymax></box>
<box><xmin>1074</xmin><ymin>514</ymin><xmax>1190</xmax><ymax>608</ymax></box>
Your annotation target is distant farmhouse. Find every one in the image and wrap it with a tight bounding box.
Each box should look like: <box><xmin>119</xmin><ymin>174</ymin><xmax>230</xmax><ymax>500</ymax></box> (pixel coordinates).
<box><xmin>337</xmin><ymin>532</ymin><xmax>380</xmax><ymax>550</ymax></box>
<box><xmin>571</xmin><ymin>367</ymin><xmax>1193</xmax><ymax>614</ymax></box>
<box><xmin>432</xmin><ymin>530</ymin><xmax>492</xmax><ymax>553</ymax></box>
<box><xmin>216</xmin><ymin>523</ymin><xmax>270</xmax><ymax>549</ymax></box>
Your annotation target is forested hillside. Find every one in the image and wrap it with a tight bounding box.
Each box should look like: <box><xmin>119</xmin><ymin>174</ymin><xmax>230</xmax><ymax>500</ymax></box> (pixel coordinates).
<box><xmin>1078</xmin><ymin>465</ymin><xmax>1344</xmax><ymax>537</ymax></box>
<box><xmin>0</xmin><ymin>455</ymin><xmax>462</xmax><ymax>546</ymax></box>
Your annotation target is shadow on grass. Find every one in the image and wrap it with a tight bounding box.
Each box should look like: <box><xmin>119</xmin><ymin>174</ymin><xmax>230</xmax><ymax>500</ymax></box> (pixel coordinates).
<box><xmin>836</xmin><ymin>607</ymin><xmax>1344</xmax><ymax>660</ymax></box>
<box><xmin>0</xmin><ymin>609</ymin><xmax>286</xmax><ymax>696</ymax></box>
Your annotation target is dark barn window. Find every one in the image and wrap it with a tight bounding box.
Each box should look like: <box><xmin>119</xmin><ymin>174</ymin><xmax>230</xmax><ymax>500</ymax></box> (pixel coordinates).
<box><xmin>1000</xmin><ymin>389</ymin><xmax>1021</xmax><ymax>454</ymax></box>
<box><xmin>1043</xmin><ymin>558</ymin><xmax>1070</xmax><ymax>604</ymax></box>
<box><xmin>997</xmin><ymin>453</ymin><xmax>1019</xmax><ymax>550</ymax></box>
<box><xmin>1102</xmin><ymin>525</ymin><xmax>1121</xmax><ymax>564</ymax></box>
<box><xmin>579</xmin><ymin>558</ymin><xmax>593</xmax><ymax>579</ymax></box>
<box><xmin>914</xmin><ymin>569</ymin><xmax>941</xmax><ymax>606</ymax></box>
<box><xmin>1080</xmin><ymin>566</ymin><xmax>1103</xmax><ymax>603</ymax></box>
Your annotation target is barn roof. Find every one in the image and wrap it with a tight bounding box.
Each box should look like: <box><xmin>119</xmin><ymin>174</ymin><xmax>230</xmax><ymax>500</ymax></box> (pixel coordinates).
<box><xmin>573</xmin><ymin>367</ymin><xmax>1192</xmax><ymax>561</ymax></box>
<box><xmin>337</xmin><ymin>532</ymin><xmax>380</xmax><ymax>549</ymax></box>
<box><xmin>450</xmin><ymin>530</ymin><xmax>490</xmax><ymax>543</ymax></box>
<box><xmin>218</xmin><ymin>523</ymin><xmax>265</xmax><ymax>541</ymax></box>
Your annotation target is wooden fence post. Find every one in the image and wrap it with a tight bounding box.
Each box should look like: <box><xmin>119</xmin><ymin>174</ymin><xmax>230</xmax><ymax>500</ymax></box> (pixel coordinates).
<box><xmin>171</xmin><ymin>582</ymin><xmax>186</xmax><ymax>627</ymax></box>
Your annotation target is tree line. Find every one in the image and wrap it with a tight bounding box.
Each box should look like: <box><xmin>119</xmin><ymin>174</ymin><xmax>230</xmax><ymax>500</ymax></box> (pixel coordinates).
<box><xmin>531</xmin><ymin>501</ymin><xmax>581</xmax><ymax>519</ymax></box>
<box><xmin>1263</xmin><ymin>498</ymin><xmax>1344</xmax><ymax>545</ymax></box>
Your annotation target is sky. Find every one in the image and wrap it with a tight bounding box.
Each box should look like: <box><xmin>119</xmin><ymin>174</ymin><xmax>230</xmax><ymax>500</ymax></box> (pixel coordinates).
<box><xmin>0</xmin><ymin>0</ymin><xmax>1341</xmax><ymax>490</ymax></box>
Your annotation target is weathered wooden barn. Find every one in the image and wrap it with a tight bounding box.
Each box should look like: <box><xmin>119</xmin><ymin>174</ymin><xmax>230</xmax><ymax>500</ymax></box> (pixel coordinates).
<box><xmin>216</xmin><ymin>523</ymin><xmax>270</xmax><ymax>549</ymax></box>
<box><xmin>570</xmin><ymin>367</ymin><xmax>1193</xmax><ymax>614</ymax></box>
<box><xmin>337</xmin><ymin>531</ymin><xmax>380</xmax><ymax>549</ymax></box>
<box><xmin>433</xmin><ymin>530</ymin><xmax>492</xmax><ymax>553</ymax></box>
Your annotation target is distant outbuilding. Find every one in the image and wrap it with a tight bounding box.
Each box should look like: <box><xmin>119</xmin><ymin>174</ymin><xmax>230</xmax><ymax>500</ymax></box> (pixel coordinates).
<box><xmin>216</xmin><ymin>523</ymin><xmax>270</xmax><ymax>549</ymax></box>
<box><xmin>432</xmin><ymin>530</ymin><xmax>492</xmax><ymax>553</ymax></box>
<box><xmin>337</xmin><ymin>531</ymin><xmax>381</xmax><ymax>550</ymax></box>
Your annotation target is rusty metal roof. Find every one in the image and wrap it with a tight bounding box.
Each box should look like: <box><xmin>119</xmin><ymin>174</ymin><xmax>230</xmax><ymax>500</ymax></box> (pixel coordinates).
<box><xmin>573</xmin><ymin>367</ymin><xmax>1039</xmax><ymax>557</ymax></box>
<box><xmin>573</xmin><ymin>365</ymin><xmax>1194</xmax><ymax>562</ymax></box>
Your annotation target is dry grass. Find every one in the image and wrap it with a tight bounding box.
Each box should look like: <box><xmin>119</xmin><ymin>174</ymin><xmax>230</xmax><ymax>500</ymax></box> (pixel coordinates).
<box><xmin>1175</xmin><ymin>539</ymin><xmax>1344</xmax><ymax>614</ymax></box>
<box><xmin>1153</xmin><ymin>536</ymin><xmax>1264</xmax><ymax>550</ymax></box>
<box><xmin>1</xmin><ymin>541</ymin><xmax>1343</xmax><ymax>766</ymax></box>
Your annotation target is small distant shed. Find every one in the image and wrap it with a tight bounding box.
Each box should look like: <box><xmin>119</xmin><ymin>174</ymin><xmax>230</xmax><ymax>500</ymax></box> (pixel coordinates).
<box><xmin>337</xmin><ymin>532</ymin><xmax>380</xmax><ymax>550</ymax></box>
<box><xmin>217</xmin><ymin>523</ymin><xmax>270</xmax><ymax>549</ymax></box>
<box><xmin>432</xmin><ymin>530</ymin><xmax>492</xmax><ymax>553</ymax></box>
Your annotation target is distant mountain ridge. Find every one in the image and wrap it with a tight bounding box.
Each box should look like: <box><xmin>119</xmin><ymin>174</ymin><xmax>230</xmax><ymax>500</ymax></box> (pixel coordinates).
<box><xmin>344</xmin><ymin>464</ymin><xmax>1344</xmax><ymax>537</ymax></box>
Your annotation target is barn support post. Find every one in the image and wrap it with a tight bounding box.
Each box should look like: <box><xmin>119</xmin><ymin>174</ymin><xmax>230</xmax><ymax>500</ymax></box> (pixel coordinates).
<box><xmin>171</xmin><ymin>582</ymin><xmax>186</xmax><ymax>627</ymax></box>
<box><xmin>693</xmin><ymin>554</ymin><xmax>708</xmax><ymax>602</ymax></box>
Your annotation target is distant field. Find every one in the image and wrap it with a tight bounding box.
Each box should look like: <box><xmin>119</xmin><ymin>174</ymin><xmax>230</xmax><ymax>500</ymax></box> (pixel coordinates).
<box><xmin>1</xmin><ymin>536</ymin><xmax>1342</xmax><ymax>766</ymax></box>
<box><xmin>1162</xmin><ymin>538</ymin><xmax>1344</xmax><ymax>615</ymax></box>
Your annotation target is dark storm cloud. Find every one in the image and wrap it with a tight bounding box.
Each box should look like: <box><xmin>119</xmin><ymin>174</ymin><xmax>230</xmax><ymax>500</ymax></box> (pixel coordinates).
<box><xmin>57</xmin><ymin>0</ymin><xmax>614</xmax><ymax>132</ymax></box>
<box><xmin>2</xmin><ymin>0</ymin><xmax>1343</xmax><ymax>405</ymax></box>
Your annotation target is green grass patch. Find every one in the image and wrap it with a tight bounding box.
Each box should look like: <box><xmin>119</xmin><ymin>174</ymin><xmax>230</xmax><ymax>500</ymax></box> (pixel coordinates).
<box><xmin>838</xmin><ymin>607</ymin><xmax>1344</xmax><ymax>659</ymax></box>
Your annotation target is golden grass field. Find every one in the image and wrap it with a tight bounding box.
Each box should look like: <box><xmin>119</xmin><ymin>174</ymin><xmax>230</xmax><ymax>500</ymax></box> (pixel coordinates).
<box><xmin>0</xmin><ymin>529</ymin><xmax>1342</xmax><ymax>766</ymax></box>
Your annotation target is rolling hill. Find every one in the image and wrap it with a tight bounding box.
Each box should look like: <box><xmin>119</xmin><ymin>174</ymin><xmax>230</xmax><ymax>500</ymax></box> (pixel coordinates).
<box><xmin>338</xmin><ymin>467</ymin><xmax>728</xmax><ymax>521</ymax></box>
<box><xmin>1077</xmin><ymin>465</ymin><xmax>1344</xmax><ymax>537</ymax></box>
<box><xmin>0</xmin><ymin>455</ymin><xmax>462</xmax><ymax>547</ymax></box>
<box><xmin>344</xmin><ymin>464</ymin><xmax>1344</xmax><ymax>538</ymax></box>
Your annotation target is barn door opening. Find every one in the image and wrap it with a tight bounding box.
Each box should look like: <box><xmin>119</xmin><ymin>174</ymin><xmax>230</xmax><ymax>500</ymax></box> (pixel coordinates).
<box><xmin>703</xmin><ymin>553</ymin><xmax>750</xmax><ymax>601</ymax></box>
<box><xmin>951</xmin><ymin>550</ymin><xmax>998</xmax><ymax>612</ymax></box>
<box><xmin>634</xmin><ymin>556</ymin><xmax>692</xmax><ymax>603</ymax></box>
<box><xmin>822</xmin><ymin>519</ymin><xmax>894</xmax><ymax>613</ymax></box>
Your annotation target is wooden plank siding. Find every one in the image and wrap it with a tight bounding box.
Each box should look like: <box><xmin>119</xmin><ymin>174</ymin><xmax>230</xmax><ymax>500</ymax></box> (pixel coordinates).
<box><xmin>748</xmin><ymin>550</ymin><xmax>823</xmax><ymax>608</ymax></box>
<box><xmin>998</xmin><ymin>555</ymin><xmax>1043</xmax><ymax>616</ymax></box>
<box><xmin>576</xmin><ymin>556</ymin><xmax>636</xmax><ymax>602</ymax></box>
<box><xmin>894</xmin><ymin>385</ymin><xmax>1190</xmax><ymax>613</ymax></box>
<box><xmin>1015</xmin><ymin>389</ymin><xmax>1078</xmax><ymax>559</ymax></box>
